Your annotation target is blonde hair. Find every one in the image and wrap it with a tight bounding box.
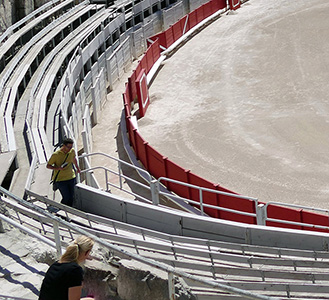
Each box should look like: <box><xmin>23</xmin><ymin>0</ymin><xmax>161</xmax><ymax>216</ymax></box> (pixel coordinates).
<box><xmin>60</xmin><ymin>235</ymin><xmax>94</xmax><ymax>263</ymax></box>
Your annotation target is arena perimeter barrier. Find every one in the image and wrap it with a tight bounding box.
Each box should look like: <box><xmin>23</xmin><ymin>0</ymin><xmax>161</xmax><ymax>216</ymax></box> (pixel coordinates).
<box><xmin>121</xmin><ymin>0</ymin><xmax>329</xmax><ymax>233</ymax></box>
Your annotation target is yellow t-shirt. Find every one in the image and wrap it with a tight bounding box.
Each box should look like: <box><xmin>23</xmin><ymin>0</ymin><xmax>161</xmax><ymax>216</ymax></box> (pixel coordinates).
<box><xmin>48</xmin><ymin>148</ymin><xmax>76</xmax><ymax>182</ymax></box>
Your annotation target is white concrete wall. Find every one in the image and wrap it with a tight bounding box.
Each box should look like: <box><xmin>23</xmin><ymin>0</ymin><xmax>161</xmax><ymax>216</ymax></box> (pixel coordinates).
<box><xmin>75</xmin><ymin>184</ymin><xmax>329</xmax><ymax>251</ymax></box>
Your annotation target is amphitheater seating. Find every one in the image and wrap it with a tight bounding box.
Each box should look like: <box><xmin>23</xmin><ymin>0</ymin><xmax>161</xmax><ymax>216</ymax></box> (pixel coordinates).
<box><xmin>2</xmin><ymin>0</ymin><xmax>329</xmax><ymax>298</ymax></box>
<box><xmin>0</xmin><ymin>3</ymin><xmax>99</xmax><ymax>152</ymax></box>
<box><xmin>2</xmin><ymin>189</ymin><xmax>329</xmax><ymax>299</ymax></box>
<box><xmin>0</xmin><ymin>0</ymin><xmax>77</xmax><ymax>73</ymax></box>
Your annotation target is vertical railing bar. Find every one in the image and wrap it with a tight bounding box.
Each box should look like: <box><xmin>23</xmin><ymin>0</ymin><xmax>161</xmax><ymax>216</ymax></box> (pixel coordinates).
<box><xmin>118</xmin><ymin>161</ymin><xmax>123</xmax><ymax>190</ymax></box>
<box><xmin>112</xmin><ymin>221</ymin><xmax>118</xmax><ymax>235</ymax></box>
<box><xmin>199</xmin><ymin>189</ymin><xmax>204</xmax><ymax>215</ymax></box>
<box><xmin>168</xmin><ymin>272</ymin><xmax>175</xmax><ymax>300</ymax></box>
<box><xmin>53</xmin><ymin>221</ymin><xmax>62</xmax><ymax>258</ymax></box>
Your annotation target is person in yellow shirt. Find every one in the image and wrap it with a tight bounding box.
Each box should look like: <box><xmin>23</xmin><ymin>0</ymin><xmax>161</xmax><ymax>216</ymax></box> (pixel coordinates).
<box><xmin>47</xmin><ymin>138</ymin><xmax>81</xmax><ymax>207</ymax></box>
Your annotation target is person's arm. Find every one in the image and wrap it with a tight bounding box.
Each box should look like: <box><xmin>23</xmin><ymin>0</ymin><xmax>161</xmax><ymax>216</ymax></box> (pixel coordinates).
<box><xmin>68</xmin><ymin>286</ymin><xmax>93</xmax><ymax>300</ymax></box>
<box><xmin>73</xmin><ymin>157</ymin><xmax>81</xmax><ymax>173</ymax></box>
<box><xmin>47</xmin><ymin>153</ymin><xmax>64</xmax><ymax>171</ymax></box>
<box><xmin>68</xmin><ymin>286</ymin><xmax>82</xmax><ymax>300</ymax></box>
<box><xmin>46</xmin><ymin>163</ymin><xmax>64</xmax><ymax>171</ymax></box>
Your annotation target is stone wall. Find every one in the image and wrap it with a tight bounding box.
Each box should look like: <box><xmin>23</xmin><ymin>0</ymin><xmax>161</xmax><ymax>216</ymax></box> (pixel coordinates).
<box><xmin>0</xmin><ymin>0</ymin><xmax>47</xmax><ymax>34</ymax></box>
<box><xmin>0</xmin><ymin>0</ymin><xmax>14</xmax><ymax>33</ymax></box>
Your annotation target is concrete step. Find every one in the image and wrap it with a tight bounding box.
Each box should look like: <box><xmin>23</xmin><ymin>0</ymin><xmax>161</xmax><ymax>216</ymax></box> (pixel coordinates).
<box><xmin>0</xmin><ymin>227</ymin><xmax>51</xmax><ymax>299</ymax></box>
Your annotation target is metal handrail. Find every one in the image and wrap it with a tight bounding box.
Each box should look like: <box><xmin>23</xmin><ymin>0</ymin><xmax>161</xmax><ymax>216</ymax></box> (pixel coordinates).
<box><xmin>263</xmin><ymin>201</ymin><xmax>329</xmax><ymax>231</ymax></box>
<box><xmin>79</xmin><ymin>153</ymin><xmax>329</xmax><ymax>231</ymax></box>
<box><xmin>79</xmin><ymin>152</ymin><xmax>153</xmax><ymax>182</ymax></box>
<box><xmin>157</xmin><ymin>176</ymin><xmax>258</xmax><ymax>217</ymax></box>
<box><xmin>80</xmin><ymin>165</ymin><xmax>152</xmax><ymax>203</ymax></box>
<box><xmin>0</xmin><ymin>185</ymin><xmax>278</xmax><ymax>300</ymax></box>
<box><xmin>78</xmin><ymin>152</ymin><xmax>261</xmax><ymax>218</ymax></box>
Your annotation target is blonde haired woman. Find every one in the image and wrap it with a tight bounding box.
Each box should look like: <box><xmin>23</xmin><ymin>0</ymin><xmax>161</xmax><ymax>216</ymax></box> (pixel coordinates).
<box><xmin>39</xmin><ymin>236</ymin><xmax>94</xmax><ymax>300</ymax></box>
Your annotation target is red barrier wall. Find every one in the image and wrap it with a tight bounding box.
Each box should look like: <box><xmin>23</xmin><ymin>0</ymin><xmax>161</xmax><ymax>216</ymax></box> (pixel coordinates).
<box><xmin>135</xmin><ymin>131</ymin><xmax>148</xmax><ymax>169</ymax></box>
<box><xmin>188</xmin><ymin>10</ymin><xmax>198</xmax><ymax>30</ymax></box>
<box><xmin>216</xmin><ymin>185</ymin><xmax>256</xmax><ymax>224</ymax></box>
<box><xmin>203</xmin><ymin>2</ymin><xmax>213</xmax><ymax>19</ymax></box>
<box><xmin>228</xmin><ymin>0</ymin><xmax>240</xmax><ymax>10</ymax></box>
<box><xmin>180</xmin><ymin>16</ymin><xmax>190</xmax><ymax>34</ymax></box>
<box><xmin>213</xmin><ymin>0</ymin><xmax>227</xmax><ymax>10</ymax></box>
<box><xmin>164</xmin><ymin>159</ymin><xmax>190</xmax><ymax>200</ymax></box>
<box><xmin>121</xmin><ymin>0</ymin><xmax>329</xmax><ymax>233</ymax></box>
<box><xmin>127</xmin><ymin>119</ymin><xmax>137</xmax><ymax>151</ymax></box>
<box><xmin>187</xmin><ymin>172</ymin><xmax>220</xmax><ymax>218</ymax></box>
<box><xmin>164</xmin><ymin>27</ymin><xmax>175</xmax><ymax>48</ymax></box>
<box><xmin>300</xmin><ymin>211</ymin><xmax>329</xmax><ymax>233</ymax></box>
<box><xmin>146</xmin><ymin>145</ymin><xmax>167</xmax><ymax>180</ymax></box>
<box><xmin>135</xmin><ymin>69</ymin><xmax>149</xmax><ymax>117</ymax></box>
<box><xmin>266</xmin><ymin>205</ymin><xmax>303</xmax><ymax>230</ymax></box>
<box><xmin>172</xmin><ymin>21</ymin><xmax>183</xmax><ymax>42</ymax></box>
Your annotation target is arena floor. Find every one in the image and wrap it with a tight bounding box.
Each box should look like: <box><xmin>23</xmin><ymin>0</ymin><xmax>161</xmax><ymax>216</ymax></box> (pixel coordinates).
<box><xmin>137</xmin><ymin>0</ymin><xmax>329</xmax><ymax>209</ymax></box>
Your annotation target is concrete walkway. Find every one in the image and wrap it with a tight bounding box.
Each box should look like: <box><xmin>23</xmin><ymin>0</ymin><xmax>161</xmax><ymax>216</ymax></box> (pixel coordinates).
<box><xmin>136</xmin><ymin>0</ymin><xmax>329</xmax><ymax>210</ymax></box>
<box><xmin>0</xmin><ymin>227</ymin><xmax>49</xmax><ymax>299</ymax></box>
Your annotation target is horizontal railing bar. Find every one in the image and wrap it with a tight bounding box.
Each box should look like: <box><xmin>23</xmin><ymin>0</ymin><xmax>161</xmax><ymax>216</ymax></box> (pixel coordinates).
<box><xmin>160</xmin><ymin>191</ymin><xmax>257</xmax><ymax>218</ymax></box>
<box><xmin>0</xmin><ymin>185</ymin><xmax>278</xmax><ymax>300</ymax></box>
<box><xmin>158</xmin><ymin>176</ymin><xmax>258</xmax><ymax>202</ymax></box>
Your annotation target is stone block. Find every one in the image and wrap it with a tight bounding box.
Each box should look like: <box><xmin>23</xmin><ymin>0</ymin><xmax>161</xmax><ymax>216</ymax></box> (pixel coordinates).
<box><xmin>117</xmin><ymin>259</ymin><xmax>197</xmax><ymax>300</ymax></box>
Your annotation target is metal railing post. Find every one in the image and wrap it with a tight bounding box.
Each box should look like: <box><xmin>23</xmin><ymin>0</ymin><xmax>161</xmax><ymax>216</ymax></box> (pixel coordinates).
<box><xmin>199</xmin><ymin>189</ymin><xmax>204</xmax><ymax>215</ymax></box>
<box><xmin>105</xmin><ymin>169</ymin><xmax>109</xmax><ymax>192</ymax></box>
<box><xmin>256</xmin><ymin>203</ymin><xmax>267</xmax><ymax>226</ymax></box>
<box><xmin>53</xmin><ymin>221</ymin><xmax>62</xmax><ymax>258</ymax></box>
<box><xmin>150</xmin><ymin>179</ymin><xmax>160</xmax><ymax>205</ymax></box>
<box><xmin>168</xmin><ymin>272</ymin><xmax>175</xmax><ymax>300</ymax></box>
<box><xmin>118</xmin><ymin>161</ymin><xmax>123</xmax><ymax>190</ymax></box>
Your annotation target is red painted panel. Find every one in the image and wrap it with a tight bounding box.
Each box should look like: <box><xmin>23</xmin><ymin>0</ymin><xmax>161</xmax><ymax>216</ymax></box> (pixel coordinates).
<box><xmin>196</xmin><ymin>5</ymin><xmax>205</xmax><ymax>23</ymax></box>
<box><xmin>122</xmin><ymin>92</ymin><xmax>130</xmax><ymax>111</ymax></box>
<box><xmin>128</xmin><ymin>73</ymin><xmax>137</xmax><ymax>102</ymax></box>
<box><xmin>152</xmin><ymin>39</ymin><xmax>161</xmax><ymax>62</ymax></box>
<box><xmin>180</xmin><ymin>16</ymin><xmax>190</xmax><ymax>34</ymax></box>
<box><xmin>267</xmin><ymin>204</ymin><xmax>302</xmax><ymax>230</ymax></box>
<box><xmin>124</xmin><ymin>83</ymin><xmax>132</xmax><ymax>109</ymax></box>
<box><xmin>135</xmin><ymin>69</ymin><xmax>149</xmax><ymax>118</ymax></box>
<box><xmin>164</xmin><ymin>159</ymin><xmax>190</xmax><ymax>200</ymax></box>
<box><xmin>135</xmin><ymin>131</ymin><xmax>148</xmax><ymax>169</ymax></box>
<box><xmin>145</xmin><ymin>145</ymin><xmax>167</xmax><ymax>180</ymax></box>
<box><xmin>172</xmin><ymin>21</ymin><xmax>183</xmax><ymax>42</ymax></box>
<box><xmin>139</xmin><ymin>56</ymin><xmax>148</xmax><ymax>73</ymax></box>
<box><xmin>188</xmin><ymin>10</ymin><xmax>198</xmax><ymax>30</ymax></box>
<box><xmin>127</xmin><ymin>118</ymin><xmax>136</xmax><ymax>150</ymax></box>
<box><xmin>216</xmin><ymin>185</ymin><xmax>256</xmax><ymax>224</ymax></box>
<box><xmin>300</xmin><ymin>210</ymin><xmax>329</xmax><ymax>233</ymax></box>
<box><xmin>187</xmin><ymin>172</ymin><xmax>220</xmax><ymax>218</ymax></box>
<box><xmin>135</xmin><ymin>64</ymin><xmax>142</xmax><ymax>80</ymax></box>
<box><xmin>123</xmin><ymin>103</ymin><xmax>130</xmax><ymax>119</ymax></box>
<box><xmin>151</xmin><ymin>32</ymin><xmax>167</xmax><ymax>49</ymax></box>
<box><xmin>203</xmin><ymin>2</ymin><xmax>213</xmax><ymax>19</ymax></box>
<box><xmin>146</xmin><ymin>34</ymin><xmax>159</xmax><ymax>47</ymax></box>
<box><xmin>146</xmin><ymin>49</ymin><xmax>154</xmax><ymax>74</ymax></box>
<box><xmin>164</xmin><ymin>27</ymin><xmax>175</xmax><ymax>48</ymax></box>
<box><xmin>229</xmin><ymin>0</ymin><xmax>240</xmax><ymax>10</ymax></box>
<box><xmin>123</xmin><ymin>106</ymin><xmax>130</xmax><ymax>131</ymax></box>
<box><xmin>218</xmin><ymin>0</ymin><xmax>228</xmax><ymax>9</ymax></box>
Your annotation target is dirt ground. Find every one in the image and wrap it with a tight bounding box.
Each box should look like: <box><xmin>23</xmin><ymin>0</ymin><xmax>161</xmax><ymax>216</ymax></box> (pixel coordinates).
<box><xmin>137</xmin><ymin>0</ymin><xmax>329</xmax><ymax>210</ymax></box>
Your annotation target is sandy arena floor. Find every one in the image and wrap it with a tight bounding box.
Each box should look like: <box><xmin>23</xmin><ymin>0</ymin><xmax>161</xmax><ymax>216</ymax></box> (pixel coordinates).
<box><xmin>137</xmin><ymin>0</ymin><xmax>329</xmax><ymax>209</ymax></box>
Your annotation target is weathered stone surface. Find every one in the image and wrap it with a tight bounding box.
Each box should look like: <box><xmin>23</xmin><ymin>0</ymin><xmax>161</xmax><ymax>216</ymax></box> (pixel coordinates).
<box><xmin>117</xmin><ymin>259</ymin><xmax>197</xmax><ymax>300</ymax></box>
<box><xmin>0</xmin><ymin>0</ymin><xmax>13</xmax><ymax>32</ymax></box>
<box><xmin>0</xmin><ymin>0</ymin><xmax>49</xmax><ymax>35</ymax></box>
<box><xmin>83</xmin><ymin>259</ymin><xmax>120</xmax><ymax>300</ymax></box>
